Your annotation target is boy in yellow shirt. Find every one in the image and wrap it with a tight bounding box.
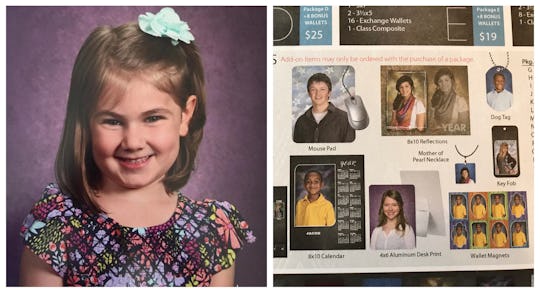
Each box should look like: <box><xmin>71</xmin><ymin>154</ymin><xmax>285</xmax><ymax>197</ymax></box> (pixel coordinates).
<box><xmin>453</xmin><ymin>223</ymin><xmax>467</xmax><ymax>249</ymax></box>
<box><xmin>492</xmin><ymin>222</ymin><xmax>507</xmax><ymax>248</ymax></box>
<box><xmin>491</xmin><ymin>194</ymin><xmax>506</xmax><ymax>219</ymax></box>
<box><xmin>472</xmin><ymin>223</ymin><xmax>487</xmax><ymax>248</ymax></box>
<box><xmin>511</xmin><ymin>193</ymin><xmax>525</xmax><ymax>219</ymax></box>
<box><xmin>471</xmin><ymin>194</ymin><xmax>486</xmax><ymax>220</ymax></box>
<box><xmin>512</xmin><ymin>222</ymin><xmax>527</xmax><ymax>247</ymax></box>
<box><xmin>295</xmin><ymin>170</ymin><xmax>336</xmax><ymax>227</ymax></box>
<box><xmin>452</xmin><ymin>194</ymin><xmax>467</xmax><ymax>219</ymax></box>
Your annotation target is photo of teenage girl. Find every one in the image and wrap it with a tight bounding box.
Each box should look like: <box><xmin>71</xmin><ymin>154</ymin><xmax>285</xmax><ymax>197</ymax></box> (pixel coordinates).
<box><xmin>370</xmin><ymin>189</ymin><xmax>416</xmax><ymax>250</ymax></box>
<box><xmin>390</xmin><ymin>75</ymin><xmax>426</xmax><ymax>131</ymax></box>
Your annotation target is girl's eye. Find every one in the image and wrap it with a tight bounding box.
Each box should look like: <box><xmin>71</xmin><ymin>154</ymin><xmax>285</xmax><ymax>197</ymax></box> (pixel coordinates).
<box><xmin>145</xmin><ymin>115</ymin><xmax>165</xmax><ymax>123</ymax></box>
<box><xmin>103</xmin><ymin>119</ymin><xmax>121</xmax><ymax>126</ymax></box>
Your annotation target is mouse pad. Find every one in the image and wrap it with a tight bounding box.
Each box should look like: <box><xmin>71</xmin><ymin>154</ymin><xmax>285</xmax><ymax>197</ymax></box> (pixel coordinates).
<box><xmin>291</xmin><ymin>65</ymin><xmax>355</xmax><ymax>130</ymax></box>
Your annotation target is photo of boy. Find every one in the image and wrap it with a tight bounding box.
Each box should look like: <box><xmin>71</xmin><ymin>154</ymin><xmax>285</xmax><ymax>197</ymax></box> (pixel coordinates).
<box><xmin>486</xmin><ymin>71</ymin><xmax>513</xmax><ymax>111</ymax></box>
<box><xmin>511</xmin><ymin>222</ymin><xmax>527</xmax><ymax>248</ymax></box>
<box><xmin>292</xmin><ymin>69</ymin><xmax>355</xmax><ymax>143</ymax></box>
<box><xmin>452</xmin><ymin>223</ymin><xmax>468</xmax><ymax>249</ymax></box>
<box><xmin>472</xmin><ymin>222</ymin><xmax>488</xmax><ymax>248</ymax></box>
<box><xmin>451</xmin><ymin>194</ymin><xmax>467</xmax><ymax>219</ymax></box>
<box><xmin>470</xmin><ymin>193</ymin><xmax>487</xmax><ymax>220</ymax></box>
<box><xmin>491</xmin><ymin>221</ymin><xmax>508</xmax><ymax>248</ymax></box>
<box><xmin>295</xmin><ymin>169</ymin><xmax>336</xmax><ymax>227</ymax></box>
<box><xmin>491</xmin><ymin>193</ymin><xmax>507</xmax><ymax>219</ymax></box>
<box><xmin>510</xmin><ymin>193</ymin><xmax>526</xmax><ymax>220</ymax></box>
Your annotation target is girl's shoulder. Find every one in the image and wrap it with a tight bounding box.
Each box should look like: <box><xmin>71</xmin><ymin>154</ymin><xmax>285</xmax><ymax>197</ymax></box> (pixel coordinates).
<box><xmin>456</xmin><ymin>94</ymin><xmax>469</xmax><ymax>108</ymax></box>
<box><xmin>405</xmin><ymin>223</ymin><xmax>415</xmax><ymax>233</ymax></box>
<box><xmin>20</xmin><ymin>183</ymin><xmax>86</xmax><ymax>237</ymax></box>
<box><xmin>181</xmin><ymin>195</ymin><xmax>235</xmax><ymax>211</ymax></box>
<box><xmin>371</xmin><ymin>226</ymin><xmax>383</xmax><ymax>233</ymax></box>
<box><xmin>178</xmin><ymin>194</ymin><xmax>256</xmax><ymax>248</ymax></box>
<box><xmin>25</xmin><ymin>183</ymin><xmax>82</xmax><ymax>218</ymax></box>
<box><xmin>180</xmin><ymin>195</ymin><xmax>246</xmax><ymax>220</ymax></box>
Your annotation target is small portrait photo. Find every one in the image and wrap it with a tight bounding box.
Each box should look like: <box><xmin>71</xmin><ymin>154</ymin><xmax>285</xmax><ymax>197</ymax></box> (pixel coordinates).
<box><xmin>509</xmin><ymin>192</ymin><xmax>527</xmax><ymax>221</ymax></box>
<box><xmin>428</xmin><ymin>66</ymin><xmax>470</xmax><ymax>134</ymax></box>
<box><xmin>490</xmin><ymin>221</ymin><xmax>509</xmax><ymax>248</ymax></box>
<box><xmin>293</xmin><ymin>164</ymin><xmax>336</xmax><ymax>227</ymax></box>
<box><xmin>510</xmin><ymin>221</ymin><xmax>528</xmax><ymax>248</ymax></box>
<box><xmin>471</xmin><ymin>222</ymin><xmax>488</xmax><ymax>249</ymax></box>
<box><xmin>450</xmin><ymin>221</ymin><xmax>468</xmax><ymax>249</ymax></box>
<box><xmin>455</xmin><ymin>163</ymin><xmax>476</xmax><ymax>184</ymax></box>
<box><xmin>369</xmin><ymin>185</ymin><xmax>416</xmax><ymax>250</ymax></box>
<box><xmin>494</xmin><ymin>140</ymin><xmax>519</xmax><ymax>176</ymax></box>
<box><xmin>489</xmin><ymin>193</ymin><xmax>507</xmax><ymax>219</ymax></box>
<box><xmin>486</xmin><ymin>67</ymin><xmax>513</xmax><ymax>111</ymax></box>
<box><xmin>384</xmin><ymin>70</ymin><xmax>427</xmax><ymax>132</ymax></box>
<box><xmin>292</xmin><ymin>66</ymin><xmax>356</xmax><ymax>143</ymax></box>
<box><xmin>274</xmin><ymin>200</ymin><xmax>285</xmax><ymax>221</ymax></box>
<box><xmin>449</xmin><ymin>193</ymin><xmax>468</xmax><ymax>220</ymax></box>
<box><xmin>469</xmin><ymin>193</ymin><xmax>487</xmax><ymax>221</ymax></box>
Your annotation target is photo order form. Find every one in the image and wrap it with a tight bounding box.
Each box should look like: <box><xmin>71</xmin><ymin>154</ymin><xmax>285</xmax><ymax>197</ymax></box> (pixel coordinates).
<box><xmin>273</xmin><ymin>5</ymin><xmax>533</xmax><ymax>274</ymax></box>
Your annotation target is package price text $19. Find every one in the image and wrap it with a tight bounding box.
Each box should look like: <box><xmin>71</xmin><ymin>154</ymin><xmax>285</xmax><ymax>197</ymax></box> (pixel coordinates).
<box><xmin>479</xmin><ymin>32</ymin><xmax>497</xmax><ymax>42</ymax></box>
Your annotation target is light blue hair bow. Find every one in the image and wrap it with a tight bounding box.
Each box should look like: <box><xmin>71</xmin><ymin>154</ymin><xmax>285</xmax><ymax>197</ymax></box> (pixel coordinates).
<box><xmin>138</xmin><ymin>7</ymin><xmax>195</xmax><ymax>46</ymax></box>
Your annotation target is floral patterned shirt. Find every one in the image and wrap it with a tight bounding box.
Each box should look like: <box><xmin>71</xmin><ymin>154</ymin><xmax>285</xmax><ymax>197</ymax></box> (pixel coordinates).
<box><xmin>20</xmin><ymin>183</ymin><xmax>255</xmax><ymax>286</ymax></box>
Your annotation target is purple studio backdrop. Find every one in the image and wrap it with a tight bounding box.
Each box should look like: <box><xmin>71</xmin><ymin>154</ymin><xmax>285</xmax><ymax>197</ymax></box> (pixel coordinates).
<box><xmin>6</xmin><ymin>6</ymin><xmax>266</xmax><ymax>286</ymax></box>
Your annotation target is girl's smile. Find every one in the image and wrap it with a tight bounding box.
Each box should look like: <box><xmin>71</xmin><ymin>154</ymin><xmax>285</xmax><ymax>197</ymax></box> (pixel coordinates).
<box><xmin>383</xmin><ymin>197</ymin><xmax>400</xmax><ymax>221</ymax></box>
<box><xmin>398</xmin><ymin>81</ymin><xmax>412</xmax><ymax>99</ymax></box>
<box><xmin>437</xmin><ymin>75</ymin><xmax>453</xmax><ymax>94</ymax></box>
<box><xmin>115</xmin><ymin>154</ymin><xmax>154</xmax><ymax>169</ymax></box>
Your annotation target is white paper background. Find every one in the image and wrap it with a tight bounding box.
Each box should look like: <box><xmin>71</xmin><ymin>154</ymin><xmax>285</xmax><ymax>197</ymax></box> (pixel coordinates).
<box><xmin>273</xmin><ymin>6</ymin><xmax>534</xmax><ymax>274</ymax></box>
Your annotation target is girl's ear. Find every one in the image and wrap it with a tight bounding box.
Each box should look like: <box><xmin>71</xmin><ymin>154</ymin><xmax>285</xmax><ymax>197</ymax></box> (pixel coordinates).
<box><xmin>179</xmin><ymin>95</ymin><xmax>197</xmax><ymax>136</ymax></box>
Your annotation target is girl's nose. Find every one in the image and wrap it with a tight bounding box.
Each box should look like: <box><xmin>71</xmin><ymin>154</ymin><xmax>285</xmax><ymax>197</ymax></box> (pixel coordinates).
<box><xmin>121</xmin><ymin>124</ymin><xmax>145</xmax><ymax>150</ymax></box>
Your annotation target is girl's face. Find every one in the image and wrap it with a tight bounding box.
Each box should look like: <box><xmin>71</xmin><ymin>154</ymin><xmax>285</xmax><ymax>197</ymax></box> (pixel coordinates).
<box><xmin>461</xmin><ymin>169</ymin><xmax>469</xmax><ymax>179</ymax></box>
<box><xmin>437</xmin><ymin>74</ymin><xmax>453</xmax><ymax>94</ymax></box>
<box><xmin>398</xmin><ymin>81</ymin><xmax>413</xmax><ymax>98</ymax></box>
<box><xmin>500</xmin><ymin>144</ymin><xmax>508</xmax><ymax>154</ymax></box>
<box><xmin>90</xmin><ymin>76</ymin><xmax>195</xmax><ymax>192</ymax></box>
<box><xmin>382</xmin><ymin>196</ymin><xmax>400</xmax><ymax>221</ymax></box>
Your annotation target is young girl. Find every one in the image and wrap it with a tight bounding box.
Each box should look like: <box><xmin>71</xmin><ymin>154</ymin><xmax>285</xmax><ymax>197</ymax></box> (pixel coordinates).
<box><xmin>19</xmin><ymin>7</ymin><xmax>254</xmax><ymax>287</ymax></box>
<box><xmin>370</xmin><ymin>189</ymin><xmax>416</xmax><ymax>250</ymax></box>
